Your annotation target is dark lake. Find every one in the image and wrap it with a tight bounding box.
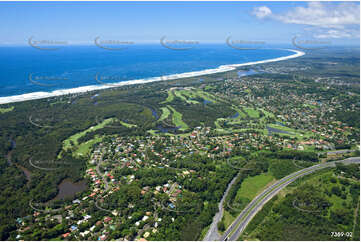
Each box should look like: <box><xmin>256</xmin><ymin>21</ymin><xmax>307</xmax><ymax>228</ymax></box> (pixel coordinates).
<box><xmin>267</xmin><ymin>126</ymin><xmax>290</xmax><ymax>135</ymax></box>
<box><xmin>52</xmin><ymin>178</ymin><xmax>88</xmax><ymax>201</ymax></box>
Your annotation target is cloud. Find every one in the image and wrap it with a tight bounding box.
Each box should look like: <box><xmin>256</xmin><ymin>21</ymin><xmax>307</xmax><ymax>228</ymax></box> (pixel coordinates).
<box><xmin>251</xmin><ymin>2</ymin><xmax>360</xmax><ymax>39</ymax></box>
<box><xmin>252</xmin><ymin>6</ymin><xmax>272</xmax><ymax>19</ymax></box>
<box><xmin>275</xmin><ymin>2</ymin><xmax>359</xmax><ymax>29</ymax></box>
<box><xmin>313</xmin><ymin>28</ymin><xmax>359</xmax><ymax>39</ymax></box>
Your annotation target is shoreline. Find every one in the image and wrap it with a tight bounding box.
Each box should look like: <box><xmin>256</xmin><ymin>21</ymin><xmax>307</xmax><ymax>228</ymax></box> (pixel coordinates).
<box><xmin>0</xmin><ymin>49</ymin><xmax>304</xmax><ymax>105</ymax></box>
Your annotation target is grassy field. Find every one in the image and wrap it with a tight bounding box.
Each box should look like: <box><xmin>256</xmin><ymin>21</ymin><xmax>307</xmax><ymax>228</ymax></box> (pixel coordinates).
<box><xmin>244</xmin><ymin>168</ymin><xmax>360</xmax><ymax>241</ymax></box>
<box><xmin>63</xmin><ymin>118</ymin><xmax>114</xmax><ymax>150</ymax></box>
<box><xmin>62</xmin><ymin>118</ymin><xmax>135</xmax><ymax>156</ymax></box>
<box><xmin>195</xmin><ymin>89</ymin><xmax>217</xmax><ymax>103</ymax></box>
<box><xmin>74</xmin><ymin>135</ymin><xmax>103</xmax><ymax>157</ymax></box>
<box><xmin>227</xmin><ymin>106</ymin><xmax>247</xmax><ymax>125</ymax></box>
<box><xmin>244</xmin><ymin>107</ymin><xmax>260</xmax><ymax>118</ymax></box>
<box><xmin>260</xmin><ymin>109</ymin><xmax>275</xmax><ymax>118</ymax></box>
<box><xmin>167</xmin><ymin>105</ymin><xmax>189</xmax><ymax>131</ymax></box>
<box><xmin>223</xmin><ymin>210</ymin><xmax>236</xmax><ymax>232</ymax></box>
<box><xmin>119</xmin><ymin>120</ymin><xmax>137</xmax><ymax>128</ymax></box>
<box><xmin>222</xmin><ymin>173</ymin><xmax>275</xmax><ymax>231</ymax></box>
<box><xmin>235</xmin><ymin>173</ymin><xmax>275</xmax><ymax>201</ymax></box>
<box><xmin>159</xmin><ymin>107</ymin><xmax>171</xmax><ymax>122</ymax></box>
<box><xmin>161</xmin><ymin>90</ymin><xmax>175</xmax><ymax>104</ymax></box>
<box><xmin>0</xmin><ymin>106</ymin><xmax>14</xmax><ymax>114</ymax></box>
<box><xmin>147</xmin><ymin>129</ymin><xmax>158</xmax><ymax>135</ymax></box>
<box><xmin>174</xmin><ymin>90</ymin><xmax>199</xmax><ymax>104</ymax></box>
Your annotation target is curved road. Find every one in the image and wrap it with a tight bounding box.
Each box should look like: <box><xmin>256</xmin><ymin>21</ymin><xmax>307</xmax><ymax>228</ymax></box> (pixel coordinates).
<box><xmin>203</xmin><ymin>173</ymin><xmax>240</xmax><ymax>241</ymax></box>
<box><xmin>96</xmin><ymin>161</ymin><xmax>110</xmax><ymax>191</ymax></box>
<box><xmin>220</xmin><ymin>157</ymin><xmax>360</xmax><ymax>241</ymax></box>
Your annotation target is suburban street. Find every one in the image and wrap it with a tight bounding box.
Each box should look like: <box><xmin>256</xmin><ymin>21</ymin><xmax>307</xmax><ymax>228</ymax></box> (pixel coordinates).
<box><xmin>219</xmin><ymin>157</ymin><xmax>360</xmax><ymax>241</ymax></box>
<box><xmin>96</xmin><ymin>161</ymin><xmax>110</xmax><ymax>191</ymax></box>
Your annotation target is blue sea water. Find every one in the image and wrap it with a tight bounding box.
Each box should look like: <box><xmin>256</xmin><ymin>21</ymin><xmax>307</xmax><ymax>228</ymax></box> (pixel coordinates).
<box><xmin>0</xmin><ymin>45</ymin><xmax>293</xmax><ymax>98</ymax></box>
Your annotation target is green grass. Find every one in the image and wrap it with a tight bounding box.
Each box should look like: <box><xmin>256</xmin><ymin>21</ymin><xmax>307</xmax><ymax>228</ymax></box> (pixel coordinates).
<box><xmin>259</xmin><ymin>109</ymin><xmax>275</xmax><ymax>123</ymax></box>
<box><xmin>63</xmin><ymin>118</ymin><xmax>114</xmax><ymax>150</ymax></box>
<box><xmin>161</xmin><ymin>90</ymin><xmax>175</xmax><ymax>104</ymax></box>
<box><xmin>167</xmin><ymin>105</ymin><xmax>189</xmax><ymax>131</ymax></box>
<box><xmin>239</xmin><ymin>168</ymin><xmax>359</xmax><ymax>241</ymax></box>
<box><xmin>159</xmin><ymin>107</ymin><xmax>171</xmax><ymax>122</ymax></box>
<box><xmin>204</xmin><ymin>85</ymin><xmax>214</xmax><ymax>90</ymax></box>
<box><xmin>267</xmin><ymin>123</ymin><xmax>314</xmax><ymax>140</ymax></box>
<box><xmin>244</xmin><ymin>107</ymin><xmax>260</xmax><ymax>118</ymax></box>
<box><xmin>173</xmin><ymin>90</ymin><xmax>189</xmax><ymax>102</ymax></box>
<box><xmin>119</xmin><ymin>120</ymin><xmax>137</xmax><ymax>128</ymax></box>
<box><xmin>304</xmin><ymin>104</ymin><xmax>317</xmax><ymax>109</ymax></box>
<box><xmin>174</xmin><ymin>90</ymin><xmax>199</xmax><ymax>104</ymax></box>
<box><xmin>227</xmin><ymin>106</ymin><xmax>247</xmax><ymax>125</ymax></box>
<box><xmin>222</xmin><ymin>173</ymin><xmax>275</xmax><ymax>233</ymax></box>
<box><xmin>195</xmin><ymin>90</ymin><xmax>217</xmax><ymax>103</ymax></box>
<box><xmin>61</xmin><ymin>118</ymin><xmax>135</xmax><ymax>157</ymax></box>
<box><xmin>199</xmin><ymin>225</ymin><xmax>210</xmax><ymax>240</ymax></box>
<box><xmin>215</xmin><ymin>118</ymin><xmax>227</xmax><ymax>130</ymax></box>
<box><xmin>260</xmin><ymin>109</ymin><xmax>275</xmax><ymax>118</ymax></box>
<box><xmin>223</xmin><ymin>210</ymin><xmax>236</xmax><ymax>232</ymax></box>
<box><xmin>168</xmin><ymin>89</ymin><xmax>216</xmax><ymax>105</ymax></box>
<box><xmin>147</xmin><ymin>129</ymin><xmax>158</xmax><ymax>135</ymax></box>
<box><xmin>235</xmin><ymin>173</ymin><xmax>275</xmax><ymax>201</ymax></box>
<box><xmin>74</xmin><ymin>135</ymin><xmax>103</xmax><ymax>157</ymax></box>
<box><xmin>0</xmin><ymin>106</ymin><xmax>14</xmax><ymax>114</ymax></box>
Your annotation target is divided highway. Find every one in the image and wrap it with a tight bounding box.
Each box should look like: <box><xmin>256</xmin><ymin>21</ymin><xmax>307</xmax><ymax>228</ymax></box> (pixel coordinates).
<box><xmin>218</xmin><ymin>157</ymin><xmax>360</xmax><ymax>241</ymax></box>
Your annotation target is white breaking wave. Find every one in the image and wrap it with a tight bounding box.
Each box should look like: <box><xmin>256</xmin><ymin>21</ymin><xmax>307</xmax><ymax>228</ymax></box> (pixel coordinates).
<box><xmin>0</xmin><ymin>49</ymin><xmax>304</xmax><ymax>105</ymax></box>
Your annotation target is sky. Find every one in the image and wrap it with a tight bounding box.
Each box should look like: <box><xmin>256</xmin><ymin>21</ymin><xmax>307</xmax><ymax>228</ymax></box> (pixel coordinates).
<box><xmin>0</xmin><ymin>1</ymin><xmax>359</xmax><ymax>46</ymax></box>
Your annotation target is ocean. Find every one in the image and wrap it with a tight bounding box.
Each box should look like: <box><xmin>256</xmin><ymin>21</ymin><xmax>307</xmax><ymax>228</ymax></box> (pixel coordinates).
<box><xmin>0</xmin><ymin>44</ymin><xmax>294</xmax><ymax>98</ymax></box>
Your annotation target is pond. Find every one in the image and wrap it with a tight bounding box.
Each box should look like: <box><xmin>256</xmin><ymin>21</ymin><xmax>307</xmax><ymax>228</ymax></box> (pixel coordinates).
<box><xmin>156</xmin><ymin>124</ymin><xmax>180</xmax><ymax>133</ymax></box>
<box><xmin>203</xmin><ymin>99</ymin><xmax>212</xmax><ymax>105</ymax></box>
<box><xmin>230</xmin><ymin>112</ymin><xmax>239</xmax><ymax>119</ymax></box>
<box><xmin>267</xmin><ymin>126</ymin><xmax>290</xmax><ymax>135</ymax></box>
<box><xmin>150</xmin><ymin>107</ymin><xmax>159</xmax><ymax>120</ymax></box>
<box><xmin>51</xmin><ymin>178</ymin><xmax>88</xmax><ymax>201</ymax></box>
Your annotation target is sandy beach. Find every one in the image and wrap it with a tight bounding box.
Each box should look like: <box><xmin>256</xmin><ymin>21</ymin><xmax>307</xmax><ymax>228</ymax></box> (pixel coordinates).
<box><xmin>0</xmin><ymin>49</ymin><xmax>304</xmax><ymax>105</ymax></box>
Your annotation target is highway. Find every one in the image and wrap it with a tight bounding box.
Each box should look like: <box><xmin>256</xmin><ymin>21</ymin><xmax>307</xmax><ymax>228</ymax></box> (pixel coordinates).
<box><xmin>220</xmin><ymin>157</ymin><xmax>360</xmax><ymax>241</ymax></box>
